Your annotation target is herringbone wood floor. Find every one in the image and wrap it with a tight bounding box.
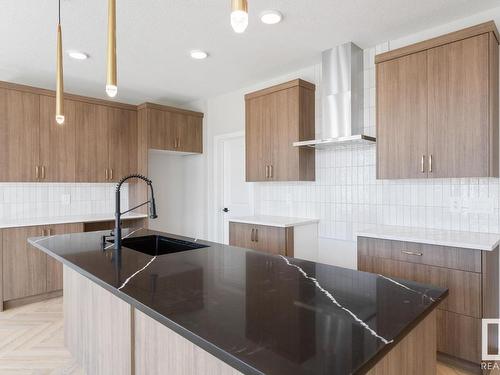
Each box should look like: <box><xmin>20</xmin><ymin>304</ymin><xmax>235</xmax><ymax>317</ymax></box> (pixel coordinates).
<box><xmin>0</xmin><ymin>296</ymin><xmax>477</xmax><ymax>375</ymax></box>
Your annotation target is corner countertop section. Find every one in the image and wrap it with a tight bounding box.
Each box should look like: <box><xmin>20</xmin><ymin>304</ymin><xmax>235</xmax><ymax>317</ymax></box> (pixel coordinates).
<box><xmin>29</xmin><ymin>228</ymin><xmax>447</xmax><ymax>375</ymax></box>
<box><xmin>356</xmin><ymin>224</ymin><xmax>500</xmax><ymax>251</ymax></box>
<box><xmin>229</xmin><ymin>215</ymin><xmax>319</xmax><ymax>227</ymax></box>
<box><xmin>0</xmin><ymin>213</ymin><xmax>148</xmax><ymax>230</ymax></box>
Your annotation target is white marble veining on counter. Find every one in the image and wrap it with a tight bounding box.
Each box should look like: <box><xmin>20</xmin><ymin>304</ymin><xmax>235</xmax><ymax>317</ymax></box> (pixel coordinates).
<box><xmin>0</xmin><ymin>213</ymin><xmax>148</xmax><ymax>229</ymax></box>
<box><xmin>229</xmin><ymin>215</ymin><xmax>319</xmax><ymax>228</ymax></box>
<box><xmin>356</xmin><ymin>224</ymin><xmax>500</xmax><ymax>251</ymax></box>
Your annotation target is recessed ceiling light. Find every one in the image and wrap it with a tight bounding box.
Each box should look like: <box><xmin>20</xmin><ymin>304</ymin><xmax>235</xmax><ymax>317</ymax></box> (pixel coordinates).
<box><xmin>190</xmin><ymin>50</ymin><xmax>208</xmax><ymax>60</ymax></box>
<box><xmin>67</xmin><ymin>50</ymin><xmax>89</xmax><ymax>60</ymax></box>
<box><xmin>260</xmin><ymin>10</ymin><xmax>283</xmax><ymax>25</ymax></box>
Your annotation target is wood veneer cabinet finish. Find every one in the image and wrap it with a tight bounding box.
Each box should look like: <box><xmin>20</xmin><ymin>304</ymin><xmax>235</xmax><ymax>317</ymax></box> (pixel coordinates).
<box><xmin>245</xmin><ymin>79</ymin><xmax>315</xmax><ymax>182</ymax></box>
<box><xmin>0</xmin><ymin>88</ymin><xmax>40</xmax><ymax>182</ymax></box>
<box><xmin>228</xmin><ymin>222</ymin><xmax>293</xmax><ymax>256</ymax></box>
<box><xmin>139</xmin><ymin>103</ymin><xmax>203</xmax><ymax>154</ymax></box>
<box><xmin>376</xmin><ymin>22</ymin><xmax>499</xmax><ymax>179</ymax></box>
<box><xmin>357</xmin><ymin>236</ymin><xmax>499</xmax><ymax>365</ymax></box>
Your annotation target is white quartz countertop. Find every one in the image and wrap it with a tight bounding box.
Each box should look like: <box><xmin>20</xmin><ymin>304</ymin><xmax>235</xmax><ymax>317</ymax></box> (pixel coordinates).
<box><xmin>229</xmin><ymin>216</ymin><xmax>319</xmax><ymax>228</ymax></box>
<box><xmin>0</xmin><ymin>213</ymin><xmax>148</xmax><ymax>230</ymax></box>
<box><xmin>356</xmin><ymin>224</ymin><xmax>500</xmax><ymax>251</ymax></box>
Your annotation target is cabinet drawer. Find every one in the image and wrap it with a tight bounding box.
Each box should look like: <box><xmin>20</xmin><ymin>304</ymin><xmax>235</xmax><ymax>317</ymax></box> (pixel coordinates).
<box><xmin>358</xmin><ymin>255</ymin><xmax>481</xmax><ymax>318</ymax></box>
<box><xmin>229</xmin><ymin>222</ymin><xmax>289</xmax><ymax>255</ymax></box>
<box><xmin>357</xmin><ymin>237</ymin><xmax>481</xmax><ymax>273</ymax></box>
<box><xmin>437</xmin><ymin>310</ymin><xmax>481</xmax><ymax>364</ymax></box>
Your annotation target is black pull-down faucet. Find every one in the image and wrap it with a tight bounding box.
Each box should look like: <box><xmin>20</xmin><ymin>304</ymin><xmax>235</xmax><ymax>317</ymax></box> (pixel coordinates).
<box><xmin>115</xmin><ymin>174</ymin><xmax>157</xmax><ymax>250</ymax></box>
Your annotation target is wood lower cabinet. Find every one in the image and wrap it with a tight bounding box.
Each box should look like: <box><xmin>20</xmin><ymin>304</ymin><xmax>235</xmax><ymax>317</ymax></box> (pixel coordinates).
<box><xmin>229</xmin><ymin>222</ymin><xmax>291</xmax><ymax>255</ymax></box>
<box><xmin>357</xmin><ymin>236</ymin><xmax>499</xmax><ymax>365</ymax></box>
<box><xmin>376</xmin><ymin>22</ymin><xmax>499</xmax><ymax>179</ymax></box>
<box><xmin>245</xmin><ymin>79</ymin><xmax>315</xmax><ymax>182</ymax></box>
<box><xmin>2</xmin><ymin>226</ymin><xmax>47</xmax><ymax>301</ymax></box>
<box><xmin>46</xmin><ymin>223</ymin><xmax>84</xmax><ymax>292</ymax></box>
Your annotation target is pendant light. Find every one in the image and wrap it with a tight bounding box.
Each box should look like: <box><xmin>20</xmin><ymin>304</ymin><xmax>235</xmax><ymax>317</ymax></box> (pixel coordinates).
<box><xmin>55</xmin><ymin>0</ymin><xmax>64</xmax><ymax>125</ymax></box>
<box><xmin>231</xmin><ymin>0</ymin><xmax>248</xmax><ymax>33</ymax></box>
<box><xmin>106</xmin><ymin>0</ymin><xmax>117</xmax><ymax>97</ymax></box>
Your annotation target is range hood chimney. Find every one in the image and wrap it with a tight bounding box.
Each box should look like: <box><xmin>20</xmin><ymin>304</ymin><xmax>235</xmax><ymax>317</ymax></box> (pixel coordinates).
<box><xmin>293</xmin><ymin>42</ymin><xmax>375</xmax><ymax>149</ymax></box>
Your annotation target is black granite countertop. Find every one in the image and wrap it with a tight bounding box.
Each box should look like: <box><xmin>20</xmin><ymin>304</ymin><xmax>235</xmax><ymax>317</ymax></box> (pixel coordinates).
<box><xmin>29</xmin><ymin>228</ymin><xmax>447</xmax><ymax>375</ymax></box>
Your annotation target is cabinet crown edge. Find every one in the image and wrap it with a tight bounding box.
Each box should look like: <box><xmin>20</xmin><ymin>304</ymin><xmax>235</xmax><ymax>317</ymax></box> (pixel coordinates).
<box><xmin>244</xmin><ymin>79</ymin><xmax>315</xmax><ymax>100</ymax></box>
<box><xmin>375</xmin><ymin>20</ymin><xmax>499</xmax><ymax>64</ymax></box>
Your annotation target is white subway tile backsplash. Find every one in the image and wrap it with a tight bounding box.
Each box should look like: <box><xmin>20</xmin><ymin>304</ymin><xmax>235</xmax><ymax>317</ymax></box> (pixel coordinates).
<box><xmin>0</xmin><ymin>183</ymin><xmax>128</xmax><ymax>221</ymax></box>
<box><xmin>254</xmin><ymin>43</ymin><xmax>500</xmax><ymax>241</ymax></box>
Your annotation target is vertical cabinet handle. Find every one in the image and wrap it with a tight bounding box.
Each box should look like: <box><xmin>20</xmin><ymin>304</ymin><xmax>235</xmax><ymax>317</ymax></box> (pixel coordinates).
<box><xmin>251</xmin><ymin>228</ymin><xmax>255</xmax><ymax>242</ymax></box>
<box><xmin>421</xmin><ymin>155</ymin><xmax>425</xmax><ymax>173</ymax></box>
<box><xmin>177</xmin><ymin>137</ymin><xmax>181</xmax><ymax>148</ymax></box>
<box><xmin>269</xmin><ymin>165</ymin><xmax>273</xmax><ymax>178</ymax></box>
<box><xmin>41</xmin><ymin>166</ymin><xmax>45</xmax><ymax>180</ymax></box>
<box><xmin>429</xmin><ymin>154</ymin><xmax>433</xmax><ymax>173</ymax></box>
<box><xmin>255</xmin><ymin>229</ymin><xmax>258</xmax><ymax>242</ymax></box>
<box><xmin>265</xmin><ymin>165</ymin><xmax>269</xmax><ymax>179</ymax></box>
<box><xmin>105</xmin><ymin>169</ymin><xmax>109</xmax><ymax>180</ymax></box>
<box><xmin>110</xmin><ymin>169</ymin><xmax>113</xmax><ymax>180</ymax></box>
<box><xmin>36</xmin><ymin>166</ymin><xmax>40</xmax><ymax>179</ymax></box>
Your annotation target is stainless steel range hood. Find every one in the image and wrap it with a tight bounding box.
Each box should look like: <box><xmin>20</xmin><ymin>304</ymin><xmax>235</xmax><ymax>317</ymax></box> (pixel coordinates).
<box><xmin>293</xmin><ymin>42</ymin><xmax>375</xmax><ymax>149</ymax></box>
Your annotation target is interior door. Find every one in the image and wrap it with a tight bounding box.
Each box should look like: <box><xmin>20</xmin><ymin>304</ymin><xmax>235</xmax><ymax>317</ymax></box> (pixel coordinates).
<box><xmin>39</xmin><ymin>96</ymin><xmax>76</xmax><ymax>182</ymax></box>
<box><xmin>75</xmin><ymin>102</ymin><xmax>108</xmax><ymax>182</ymax></box>
<box><xmin>376</xmin><ymin>51</ymin><xmax>428</xmax><ymax>179</ymax></box>
<box><xmin>246</xmin><ymin>97</ymin><xmax>268</xmax><ymax>181</ymax></box>
<box><xmin>0</xmin><ymin>88</ymin><xmax>40</xmax><ymax>182</ymax></box>
<box><xmin>3</xmin><ymin>226</ymin><xmax>47</xmax><ymax>300</ymax></box>
<box><xmin>427</xmin><ymin>34</ymin><xmax>489</xmax><ymax>178</ymax></box>
<box><xmin>108</xmin><ymin>107</ymin><xmax>138</xmax><ymax>181</ymax></box>
<box><xmin>221</xmin><ymin>136</ymin><xmax>254</xmax><ymax>244</ymax></box>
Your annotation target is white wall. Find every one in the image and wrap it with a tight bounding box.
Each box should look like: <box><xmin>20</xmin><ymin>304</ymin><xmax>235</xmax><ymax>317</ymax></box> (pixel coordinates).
<box><xmin>196</xmin><ymin>6</ymin><xmax>500</xmax><ymax>269</ymax></box>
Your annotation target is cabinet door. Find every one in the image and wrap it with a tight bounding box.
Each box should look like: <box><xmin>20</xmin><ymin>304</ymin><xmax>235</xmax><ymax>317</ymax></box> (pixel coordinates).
<box><xmin>3</xmin><ymin>226</ymin><xmax>47</xmax><ymax>300</ymax></box>
<box><xmin>75</xmin><ymin>102</ymin><xmax>108</xmax><ymax>182</ymax></box>
<box><xmin>46</xmin><ymin>223</ymin><xmax>83</xmax><ymax>292</ymax></box>
<box><xmin>246</xmin><ymin>96</ymin><xmax>270</xmax><ymax>181</ymax></box>
<box><xmin>148</xmin><ymin>109</ymin><xmax>176</xmax><ymax>151</ymax></box>
<box><xmin>428</xmin><ymin>34</ymin><xmax>489</xmax><ymax>178</ymax></box>
<box><xmin>108</xmin><ymin>107</ymin><xmax>138</xmax><ymax>181</ymax></box>
<box><xmin>270</xmin><ymin>87</ymin><xmax>298</xmax><ymax>181</ymax></box>
<box><xmin>229</xmin><ymin>222</ymin><xmax>258</xmax><ymax>250</ymax></box>
<box><xmin>177</xmin><ymin>115</ymin><xmax>202</xmax><ymax>153</ymax></box>
<box><xmin>253</xmin><ymin>225</ymin><xmax>287</xmax><ymax>255</ymax></box>
<box><xmin>39</xmin><ymin>96</ymin><xmax>76</xmax><ymax>181</ymax></box>
<box><xmin>376</xmin><ymin>51</ymin><xmax>428</xmax><ymax>179</ymax></box>
<box><xmin>0</xmin><ymin>89</ymin><xmax>40</xmax><ymax>182</ymax></box>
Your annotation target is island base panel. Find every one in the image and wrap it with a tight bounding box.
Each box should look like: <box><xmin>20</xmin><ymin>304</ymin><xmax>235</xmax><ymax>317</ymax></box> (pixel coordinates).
<box><xmin>366</xmin><ymin>310</ymin><xmax>436</xmax><ymax>375</ymax></box>
<box><xmin>134</xmin><ymin>309</ymin><xmax>243</xmax><ymax>375</ymax></box>
<box><xmin>63</xmin><ymin>266</ymin><xmax>133</xmax><ymax>375</ymax></box>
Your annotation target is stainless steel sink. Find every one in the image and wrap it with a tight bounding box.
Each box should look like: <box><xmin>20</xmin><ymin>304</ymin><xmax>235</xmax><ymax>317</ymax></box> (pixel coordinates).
<box><xmin>113</xmin><ymin>235</ymin><xmax>208</xmax><ymax>256</ymax></box>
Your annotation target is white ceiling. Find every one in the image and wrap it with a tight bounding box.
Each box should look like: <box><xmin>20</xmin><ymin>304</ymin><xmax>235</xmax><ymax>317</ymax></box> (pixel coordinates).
<box><xmin>0</xmin><ymin>0</ymin><xmax>498</xmax><ymax>105</ymax></box>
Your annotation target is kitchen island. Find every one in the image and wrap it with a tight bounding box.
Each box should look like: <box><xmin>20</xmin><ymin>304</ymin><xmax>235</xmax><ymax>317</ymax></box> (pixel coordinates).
<box><xmin>29</xmin><ymin>228</ymin><xmax>447</xmax><ymax>375</ymax></box>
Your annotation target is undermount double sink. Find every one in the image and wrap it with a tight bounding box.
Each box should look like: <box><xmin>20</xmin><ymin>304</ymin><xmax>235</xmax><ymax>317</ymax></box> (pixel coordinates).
<box><xmin>109</xmin><ymin>235</ymin><xmax>208</xmax><ymax>256</ymax></box>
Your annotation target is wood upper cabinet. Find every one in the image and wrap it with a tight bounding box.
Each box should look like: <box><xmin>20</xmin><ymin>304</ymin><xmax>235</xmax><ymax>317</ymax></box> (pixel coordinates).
<box><xmin>107</xmin><ymin>107</ymin><xmax>138</xmax><ymax>182</ymax></box>
<box><xmin>245</xmin><ymin>79</ymin><xmax>315</xmax><ymax>182</ymax></box>
<box><xmin>39</xmin><ymin>96</ymin><xmax>76</xmax><ymax>182</ymax></box>
<box><xmin>376</xmin><ymin>51</ymin><xmax>428</xmax><ymax>179</ymax></box>
<box><xmin>376</xmin><ymin>22</ymin><xmax>499</xmax><ymax>179</ymax></box>
<box><xmin>0</xmin><ymin>88</ymin><xmax>40</xmax><ymax>182</ymax></box>
<box><xmin>141</xmin><ymin>103</ymin><xmax>203</xmax><ymax>154</ymax></box>
<box><xmin>427</xmin><ymin>34</ymin><xmax>491</xmax><ymax>178</ymax></box>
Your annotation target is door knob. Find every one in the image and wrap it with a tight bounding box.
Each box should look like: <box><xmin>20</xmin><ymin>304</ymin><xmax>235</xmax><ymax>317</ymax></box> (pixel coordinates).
<box><xmin>222</xmin><ymin>208</ymin><xmax>229</xmax><ymax>213</ymax></box>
